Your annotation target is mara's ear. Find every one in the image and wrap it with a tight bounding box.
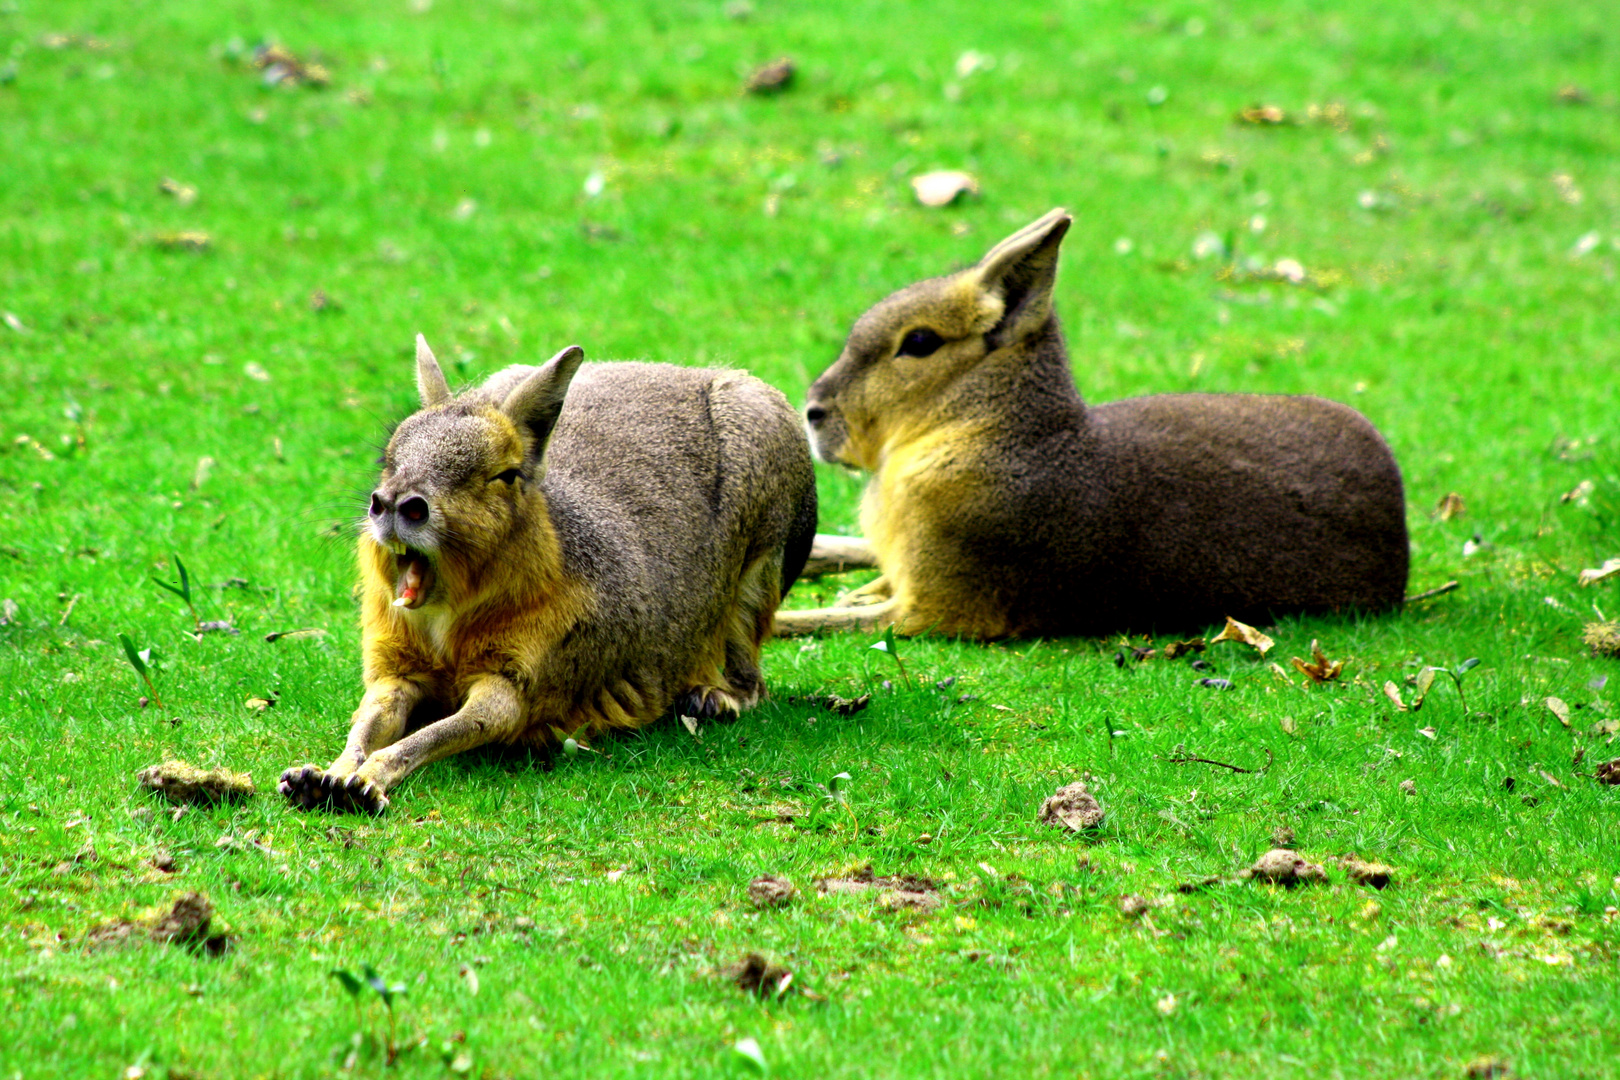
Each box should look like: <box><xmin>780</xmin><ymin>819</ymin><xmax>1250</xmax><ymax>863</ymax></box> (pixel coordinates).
<box><xmin>500</xmin><ymin>345</ymin><xmax>587</xmax><ymax>458</ymax></box>
<box><xmin>416</xmin><ymin>333</ymin><xmax>452</xmax><ymax>408</ymax></box>
<box><xmin>970</xmin><ymin>208</ymin><xmax>1072</xmax><ymax>350</ymax></box>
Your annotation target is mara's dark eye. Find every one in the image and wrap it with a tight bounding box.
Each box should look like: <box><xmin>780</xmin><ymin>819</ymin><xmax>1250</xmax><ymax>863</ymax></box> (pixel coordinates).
<box><xmin>493</xmin><ymin>468</ymin><xmax>523</xmax><ymax>485</ymax></box>
<box><xmin>897</xmin><ymin>328</ymin><xmax>945</xmax><ymax>358</ymax></box>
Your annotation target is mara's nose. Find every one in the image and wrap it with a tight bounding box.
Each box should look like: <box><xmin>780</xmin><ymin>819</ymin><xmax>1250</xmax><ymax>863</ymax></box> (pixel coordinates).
<box><xmin>368</xmin><ymin>491</ymin><xmax>389</xmax><ymax>517</ymax></box>
<box><xmin>805</xmin><ymin>404</ymin><xmax>827</xmax><ymax>425</ymax></box>
<box><xmin>397</xmin><ymin>495</ymin><xmax>430</xmax><ymax>524</ymax></box>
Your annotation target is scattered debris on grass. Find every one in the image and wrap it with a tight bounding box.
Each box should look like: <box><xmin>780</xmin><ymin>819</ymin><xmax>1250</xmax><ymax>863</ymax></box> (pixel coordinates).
<box><xmin>814</xmin><ymin>693</ymin><xmax>870</xmax><ymax>717</ymax></box>
<box><xmin>253</xmin><ymin>43</ymin><xmax>330</xmax><ymax>88</ymax></box>
<box><xmin>87</xmin><ymin>891</ymin><xmax>231</xmax><ymax>955</ymax></box>
<box><xmin>817</xmin><ymin>866</ymin><xmax>941</xmax><ymax>911</ymax></box>
<box><xmin>1164</xmin><ymin>746</ymin><xmax>1272</xmax><ymax>773</ymax></box>
<box><xmin>1595</xmin><ymin>759</ymin><xmax>1620</xmax><ymax>785</ymax></box>
<box><xmin>159</xmin><ymin>177</ymin><xmax>198</xmax><ymax>205</ymax></box>
<box><xmin>726</xmin><ymin>953</ymin><xmax>797</xmax><ymax>999</ymax></box>
<box><xmin>264</xmin><ymin>627</ymin><xmax>329</xmax><ymax>643</ymax></box>
<box><xmin>1463</xmin><ymin>1056</ymin><xmax>1513</xmax><ymax>1079</ymax></box>
<box><xmin>911</xmin><ymin>170</ymin><xmax>979</xmax><ymax>207</ymax></box>
<box><xmin>1578</xmin><ymin>558</ymin><xmax>1620</xmax><ymax>587</ymax></box>
<box><xmin>137</xmin><ymin>760</ymin><xmax>255</xmax><ymax>806</ymax></box>
<box><xmin>744</xmin><ymin>57</ymin><xmax>794</xmax><ymax>94</ymax></box>
<box><xmin>1433</xmin><ymin>491</ymin><xmax>1466</xmax><ymax>520</ymax></box>
<box><xmin>1038</xmin><ymin>780</ymin><xmax>1105</xmax><ymax>832</ymax></box>
<box><xmin>1236</xmin><ymin>104</ymin><xmax>1287</xmax><ymax>125</ymax></box>
<box><xmin>1196</xmin><ymin>676</ymin><xmax>1236</xmax><ymax>691</ymax></box>
<box><xmin>1242</xmin><ymin>849</ymin><xmax>1328</xmax><ymax>886</ymax></box>
<box><xmin>747</xmin><ymin>875</ymin><xmax>796</xmax><ymax>908</ymax></box>
<box><xmin>1583</xmin><ymin>621</ymin><xmax>1620</xmax><ymax>658</ymax></box>
<box><xmin>1162</xmin><ymin>638</ymin><xmax>1206</xmax><ymax>659</ymax></box>
<box><xmin>1271</xmin><ymin>825</ymin><xmax>1296</xmax><ymax>848</ymax></box>
<box><xmin>1400</xmin><ymin>778</ymin><xmax>1418</xmax><ymax>796</ymax></box>
<box><xmin>1118</xmin><ymin>894</ymin><xmax>1158</xmax><ymax>918</ymax></box>
<box><xmin>1406</xmin><ymin>580</ymin><xmax>1461</xmax><ymax>604</ymax></box>
<box><xmin>1176</xmin><ymin>875</ymin><xmax>1224</xmax><ymax>894</ymax></box>
<box><xmin>1210</xmin><ymin>615</ymin><xmax>1273</xmax><ymax>656</ymax></box>
<box><xmin>150</xmin><ymin>231</ymin><xmax>212</xmax><ymax>251</ymax></box>
<box><xmin>1339</xmin><ymin>856</ymin><xmax>1394</xmax><ymax>889</ymax></box>
<box><xmin>195</xmin><ymin>619</ymin><xmax>239</xmax><ymax>636</ymax></box>
<box><xmin>1291</xmin><ymin>640</ymin><xmax>1345</xmax><ymax>683</ymax></box>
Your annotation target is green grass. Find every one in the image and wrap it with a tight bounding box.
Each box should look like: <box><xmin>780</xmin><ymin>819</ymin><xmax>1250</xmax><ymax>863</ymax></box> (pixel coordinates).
<box><xmin>3</xmin><ymin>0</ymin><xmax>1619</xmax><ymax>1076</ymax></box>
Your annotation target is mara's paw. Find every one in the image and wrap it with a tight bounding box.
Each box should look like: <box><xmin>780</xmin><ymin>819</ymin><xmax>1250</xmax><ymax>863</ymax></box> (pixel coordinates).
<box><xmin>278</xmin><ymin>765</ymin><xmax>390</xmax><ymax>815</ymax></box>
<box><xmin>674</xmin><ymin>685</ymin><xmax>745</xmax><ymax>721</ymax></box>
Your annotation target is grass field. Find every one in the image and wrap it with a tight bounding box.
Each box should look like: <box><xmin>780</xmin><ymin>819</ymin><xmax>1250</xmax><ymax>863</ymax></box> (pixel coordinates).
<box><xmin>3</xmin><ymin>1</ymin><xmax>1619</xmax><ymax>1077</ymax></box>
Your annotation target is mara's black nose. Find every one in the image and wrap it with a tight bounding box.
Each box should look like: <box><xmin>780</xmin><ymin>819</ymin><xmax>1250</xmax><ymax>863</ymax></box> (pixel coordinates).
<box><xmin>805</xmin><ymin>405</ymin><xmax>827</xmax><ymax>424</ymax></box>
<box><xmin>368</xmin><ymin>492</ymin><xmax>388</xmax><ymax>517</ymax></box>
<box><xmin>398</xmin><ymin>496</ymin><xmax>431</xmax><ymax>524</ymax></box>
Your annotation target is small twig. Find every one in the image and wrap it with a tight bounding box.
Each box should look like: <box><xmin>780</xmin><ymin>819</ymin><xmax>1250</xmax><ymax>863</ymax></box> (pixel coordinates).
<box><xmin>1406</xmin><ymin>580</ymin><xmax>1460</xmax><ymax>604</ymax></box>
<box><xmin>1163</xmin><ymin>747</ymin><xmax>1273</xmax><ymax>774</ymax></box>
<box><xmin>58</xmin><ymin>594</ymin><xmax>80</xmax><ymax>625</ymax></box>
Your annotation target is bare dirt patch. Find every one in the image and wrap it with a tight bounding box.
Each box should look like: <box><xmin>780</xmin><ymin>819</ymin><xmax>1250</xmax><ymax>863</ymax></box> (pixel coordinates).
<box><xmin>86</xmin><ymin>891</ymin><xmax>231</xmax><ymax>955</ymax></box>
<box><xmin>1339</xmin><ymin>856</ymin><xmax>1394</xmax><ymax>889</ymax></box>
<box><xmin>817</xmin><ymin>866</ymin><xmax>942</xmax><ymax>911</ymax></box>
<box><xmin>747</xmin><ymin>875</ymin><xmax>796</xmax><ymax>908</ymax></box>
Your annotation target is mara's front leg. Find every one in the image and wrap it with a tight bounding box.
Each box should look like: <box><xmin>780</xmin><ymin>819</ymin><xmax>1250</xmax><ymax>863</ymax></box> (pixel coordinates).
<box><xmin>327</xmin><ymin>675</ymin><xmax>528</xmax><ymax>814</ymax></box>
<box><xmin>280</xmin><ymin>676</ymin><xmax>424</xmax><ymax>811</ymax></box>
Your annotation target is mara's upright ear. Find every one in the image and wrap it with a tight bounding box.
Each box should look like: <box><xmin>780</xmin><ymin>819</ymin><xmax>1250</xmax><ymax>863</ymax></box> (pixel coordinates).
<box><xmin>500</xmin><ymin>345</ymin><xmax>587</xmax><ymax>459</ymax></box>
<box><xmin>970</xmin><ymin>208</ymin><xmax>1072</xmax><ymax>350</ymax></box>
<box><xmin>416</xmin><ymin>333</ymin><xmax>452</xmax><ymax>408</ymax></box>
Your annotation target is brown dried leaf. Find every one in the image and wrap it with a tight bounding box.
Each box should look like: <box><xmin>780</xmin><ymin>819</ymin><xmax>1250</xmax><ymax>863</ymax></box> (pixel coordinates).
<box><xmin>1210</xmin><ymin>616</ymin><xmax>1274</xmax><ymax>656</ymax></box>
<box><xmin>1290</xmin><ymin>639</ymin><xmax>1345</xmax><ymax>683</ymax></box>
<box><xmin>1382</xmin><ymin>680</ymin><xmax>1407</xmax><ymax>712</ymax></box>
<box><xmin>1433</xmin><ymin>491</ymin><xmax>1466</xmax><ymax>521</ymax></box>
<box><xmin>911</xmin><ymin>170</ymin><xmax>979</xmax><ymax>208</ymax></box>
<box><xmin>1161</xmin><ymin>638</ymin><xmax>1206</xmax><ymax>660</ymax></box>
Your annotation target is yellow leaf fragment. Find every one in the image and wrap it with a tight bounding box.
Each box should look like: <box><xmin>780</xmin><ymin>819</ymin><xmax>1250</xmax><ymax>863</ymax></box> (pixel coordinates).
<box><xmin>1545</xmin><ymin>696</ymin><xmax>1570</xmax><ymax>727</ymax></box>
<box><xmin>1210</xmin><ymin>616</ymin><xmax>1273</xmax><ymax>656</ymax></box>
<box><xmin>1290</xmin><ymin>639</ymin><xmax>1345</xmax><ymax>683</ymax></box>
<box><xmin>1382</xmin><ymin>681</ymin><xmax>1407</xmax><ymax>712</ymax></box>
<box><xmin>1433</xmin><ymin>492</ymin><xmax>1466</xmax><ymax>521</ymax></box>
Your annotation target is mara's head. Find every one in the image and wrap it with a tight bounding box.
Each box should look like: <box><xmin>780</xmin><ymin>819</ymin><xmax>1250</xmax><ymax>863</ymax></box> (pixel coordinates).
<box><xmin>804</xmin><ymin>208</ymin><xmax>1072</xmax><ymax>469</ymax></box>
<box><xmin>364</xmin><ymin>335</ymin><xmax>585</xmax><ymax>610</ymax></box>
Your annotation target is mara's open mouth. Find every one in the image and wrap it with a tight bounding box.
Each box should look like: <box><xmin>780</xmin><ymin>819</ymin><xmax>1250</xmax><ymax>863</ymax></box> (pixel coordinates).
<box><xmin>383</xmin><ymin>539</ymin><xmax>436</xmax><ymax>610</ymax></box>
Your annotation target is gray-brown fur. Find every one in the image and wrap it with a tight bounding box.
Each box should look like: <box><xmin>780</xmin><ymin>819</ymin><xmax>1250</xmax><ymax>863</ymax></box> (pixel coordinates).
<box><xmin>785</xmin><ymin>208</ymin><xmax>1407</xmax><ymax>639</ymax></box>
<box><xmin>280</xmin><ymin>338</ymin><xmax>815</xmax><ymax>813</ymax></box>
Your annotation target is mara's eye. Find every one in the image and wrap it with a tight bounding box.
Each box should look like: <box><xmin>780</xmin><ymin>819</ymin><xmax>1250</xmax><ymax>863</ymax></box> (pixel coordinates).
<box><xmin>493</xmin><ymin>468</ymin><xmax>523</xmax><ymax>485</ymax></box>
<box><xmin>897</xmin><ymin>328</ymin><xmax>945</xmax><ymax>358</ymax></box>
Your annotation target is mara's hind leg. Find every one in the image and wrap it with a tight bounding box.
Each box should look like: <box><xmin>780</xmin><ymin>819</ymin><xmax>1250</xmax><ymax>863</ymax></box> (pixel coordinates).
<box><xmin>674</xmin><ymin>552</ymin><xmax>780</xmax><ymax>720</ymax></box>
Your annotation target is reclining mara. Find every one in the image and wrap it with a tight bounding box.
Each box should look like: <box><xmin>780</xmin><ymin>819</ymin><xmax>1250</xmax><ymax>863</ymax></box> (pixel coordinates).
<box><xmin>281</xmin><ymin>337</ymin><xmax>817</xmax><ymax>813</ymax></box>
<box><xmin>782</xmin><ymin>209</ymin><xmax>1408</xmax><ymax>639</ymax></box>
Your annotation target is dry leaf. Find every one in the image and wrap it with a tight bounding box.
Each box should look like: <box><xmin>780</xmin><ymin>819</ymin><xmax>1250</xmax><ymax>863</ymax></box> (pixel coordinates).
<box><xmin>1236</xmin><ymin>104</ymin><xmax>1287</xmax><ymax>125</ymax></box>
<box><xmin>253</xmin><ymin>43</ymin><xmax>330</xmax><ymax>88</ymax></box>
<box><xmin>1561</xmin><ymin>480</ymin><xmax>1594</xmax><ymax>504</ymax></box>
<box><xmin>744</xmin><ymin>57</ymin><xmax>795</xmax><ymax>95</ymax></box>
<box><xmin>244</xmin><ymin>696</ymin><xmax>273</xmax><ymax>711</ymax></box>
<box><xmin>1162</xmin><ymin>638</ymin><xmax>1206</xmax><ymax>659</ymax></box>
<box><xmin>151</xmin><ymin>231</ymin><xmax>211</xmax><ymax>251</ymax></box>
<box><xmin>1546</xmin><ymin>697</ymin><xmax>1570</xmax><ymax>727</ymax></box>
<box><xmin>1210</xmin><ymin>616</ymin><xmax>1274</xmax><ymax>656</ymax></box>
<box><xmin>159</xmin><ymin>177</ymin><xmax>198</xmax><ymax>205</ymax></box>
<box><xmin>1417</xmin><ymin>726</ymin><xmax>1436</xmax><ymax>739</ymax></box>
<box><xmin>678</xmin><ymin>714</ymin><xmax>699</xmax><ymax>737</ymax></box>
<box><xmin>1382</xmin><ymin>681</ymin><xmax>1407</xmax><ymax>712</ymax></box>
<box><xmin>1290</xmin><ymin>639</ymin><xmax>1345</xmax><ymax>683</ymax></box>
<box><xmin>1433</xmin><ymin>492</ymin><xmax>1466</xmax><ymax>521</ymax></box>
<box><xmin>1578</xmin><ymin>558</ymin><xmax>1620</xmax><ymax>587</ymax></box>
<box><xmin>1411</xmin><ymin>667</ymin><xmax>1438</xmax><ymax>710</ymax></box>
<box><xmin>1279</xmin><ymin>715</ymin><xmax>1297</xmax><ymax>735</ymax></box>
<box><xmin>911</xmin><ymin>170</ymin><xmax>979</xmax><ymax>207</ymax></box>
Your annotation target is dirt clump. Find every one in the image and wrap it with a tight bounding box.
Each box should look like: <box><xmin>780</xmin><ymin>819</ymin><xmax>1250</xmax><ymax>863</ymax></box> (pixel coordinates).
<box><xmin>1463</xmin><ymin>1055</ymin><xmax>1512</xmax><ymax>1079</ymax></box>
<box><xmin>1271</xmin><ymin>825</ymin><xmax>1296</xmax><ymax>848</ymax></box>
<box><xmin>87</xmin><ymin>891</ymin><xmax>231</xmax><ymax>955</ymax></box>
<box><xmin>1596</xmin><ymin>758</ymin><xmax>1620</xmax><ymax>786</ymax></box>
<box><xmin>1039</xmin><ymin>781</ymin><xmax>1105</xmax><ymax>832</ymax></box>
<box><xmin>137</xmin><ymin>760</ymin><xmax>255</xmax><ymax>806</ymax></box>
<box><xmin>1118</xmin><ymin>894</ymin><xmax>1157</xmax><ymax>918</ymax></box>
<box><xmin>1242</xmin><ymin>849</ymin><xmax>1328</xmax><ymax>886</ymax></box>
<box><xmin>747</xmin><ymin>875</ymin><xmax>796</xmax><ymax>908</ymax></box>
<box><xmin>726</xmin><ymin>952</ymin><xmax>796</xmax><ymax>998</ymax></box>
<box><xmin>1583</xmin><ymin>621</ymin><xmax>1620</xmax><ymax>658</ymax></box>
<box><xmin>817</xmin><ymin>866</ymin><xmax>942</xmax><ymax>911</ymax></box>
<box><xmin>1339</xmin><ymin>856</ymin><xmax>1394</xmax><ymax>889</ymax></box>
